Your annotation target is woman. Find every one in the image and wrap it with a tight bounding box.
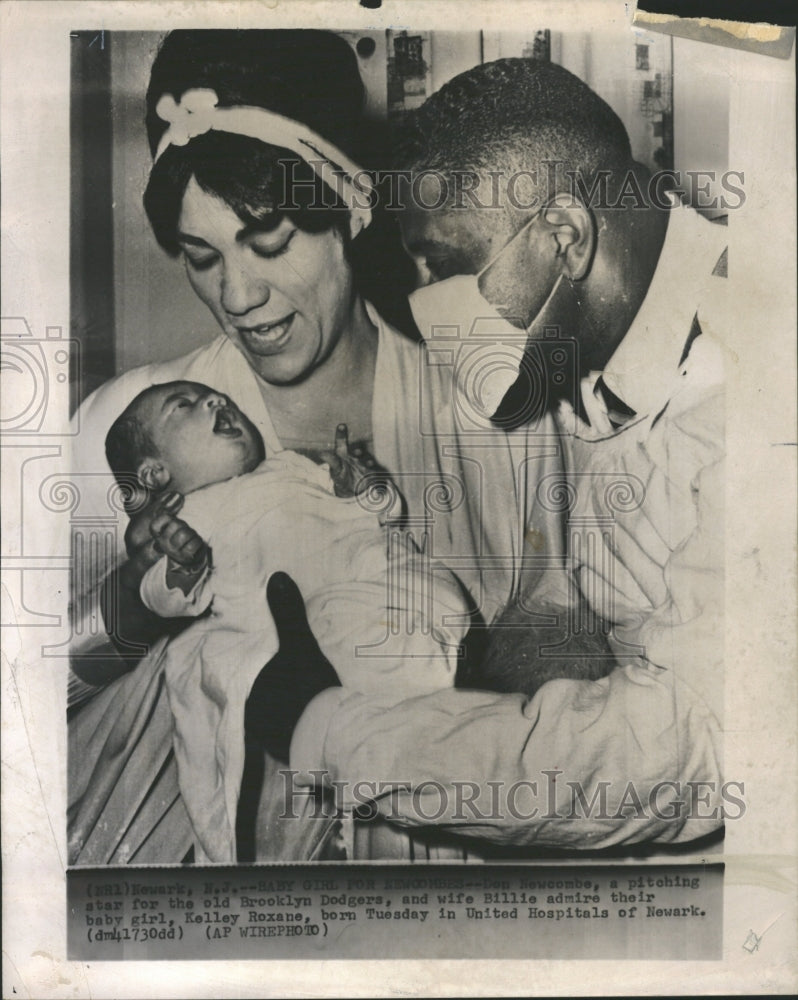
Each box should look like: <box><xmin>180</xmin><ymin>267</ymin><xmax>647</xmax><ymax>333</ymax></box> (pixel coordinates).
<box><xmin>68</xmin><ymin>29</ymin><xmax>565</xmax><ymax>865</ymax></box>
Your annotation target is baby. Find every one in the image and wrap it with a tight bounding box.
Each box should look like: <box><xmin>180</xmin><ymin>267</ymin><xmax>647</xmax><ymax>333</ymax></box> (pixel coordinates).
<box><xmin>105</xmin><ymin>381</ymin><xmax>469</xmax><ymax>862</ymax></box>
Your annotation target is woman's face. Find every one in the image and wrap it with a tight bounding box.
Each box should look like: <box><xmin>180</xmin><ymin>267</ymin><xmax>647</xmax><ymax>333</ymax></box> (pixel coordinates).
<box><xmin>177</xmin><ymin>178</ymin><xmax>355</xmax><ymax>385</ymax></box>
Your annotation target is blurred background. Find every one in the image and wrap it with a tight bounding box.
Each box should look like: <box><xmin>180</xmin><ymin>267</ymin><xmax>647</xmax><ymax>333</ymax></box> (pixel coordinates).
<box><xmin>71</xmin><ymin>28</ymin><xmax>730</xmax><ymax>408</ymax></box>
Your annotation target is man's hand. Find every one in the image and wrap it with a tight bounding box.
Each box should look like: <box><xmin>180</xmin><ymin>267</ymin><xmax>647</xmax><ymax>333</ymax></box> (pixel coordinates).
<box><xmin>244</xmin><ymin>572</ymin><xmax>342</xmax><ymax>764</ymax></box>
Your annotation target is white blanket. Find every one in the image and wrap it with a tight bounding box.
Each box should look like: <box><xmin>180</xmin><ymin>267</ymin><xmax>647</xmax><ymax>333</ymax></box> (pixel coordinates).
<box><xmin>140</xmin><ymin>450</ymin><xmax>467</xmax><ymax>861</ymax></box>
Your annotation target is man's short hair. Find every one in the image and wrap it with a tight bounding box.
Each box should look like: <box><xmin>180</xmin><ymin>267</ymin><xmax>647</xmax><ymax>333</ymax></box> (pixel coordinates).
<box><xmin>105</xmin><ymin>388</ymin><xmax>160</xmax><ymax>488</ymax></box>
<box><xmin>393</xmin><ymin>58</ymin><xmax>634</xmax><ymax>205</ymax></box>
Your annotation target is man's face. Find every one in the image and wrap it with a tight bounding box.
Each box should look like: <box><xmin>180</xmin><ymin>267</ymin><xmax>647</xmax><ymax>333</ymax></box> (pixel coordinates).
<box><xmin>399</xmin><ymin>178</ymin><xmax>562</xmax><ymax>330</ymax></box>
<box><xmin>138</xmin><ymin>381</ymin><xmax>264</xmax><ymax>495</ymax></box>
<box><xmin>399</xmin><ymin>198</ymin><xmax>502</xmax><ymax>284</ymax></box>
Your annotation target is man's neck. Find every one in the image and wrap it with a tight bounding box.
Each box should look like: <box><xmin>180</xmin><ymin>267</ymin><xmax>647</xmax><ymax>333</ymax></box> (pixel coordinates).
<box><xmin>578</xmin><ymin>197</ymin><xmax>671</xmax><ymax>371</ymax></box>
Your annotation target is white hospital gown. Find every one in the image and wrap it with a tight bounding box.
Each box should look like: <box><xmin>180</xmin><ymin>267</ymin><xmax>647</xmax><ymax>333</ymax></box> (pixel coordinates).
<box><xmin>291</xmin><ymin>204</ymin><xmax>728</xmax><ymax>850</ymax></box>
<box><xmin>139</xmin><ymin>450</ymin><xmax>467</xmax><ymax>862</ymax></box>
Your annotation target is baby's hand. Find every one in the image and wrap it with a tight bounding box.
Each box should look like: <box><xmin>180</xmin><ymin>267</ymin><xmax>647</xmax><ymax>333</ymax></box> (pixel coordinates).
<box><xmin>125</xmin><ymin>490</ymin><xmax>206</xmax><ymax>566</ymax></box>
<box><xmin>321</xmin><ymin>423</ymin><xmax>384</xmax><ymax>498</ymax></box>
<box><xmin>148</xmin><ymin>497</ymin><xmax>209</xmax><ymax>571</ymax></box>
<box><xmin>124</xmin><ymin>491</ymin><xmax>182</xmax><ymax>563</ymax></box>
<box><xmin>147</xmin><ymin>495</ymin><xmax>210</xmax><ymax>595</ymax></box>
<box><xmin>319</xmin><ymin>424</ymin><xmax>406</xmax><ymax>523</ymax></box>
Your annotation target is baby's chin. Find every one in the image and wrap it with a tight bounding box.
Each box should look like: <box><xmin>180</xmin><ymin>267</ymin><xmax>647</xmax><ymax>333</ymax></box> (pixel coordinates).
<box><xmin>197</xmin><ymin>459</ymin><xmax>263</xmax><ymax>492</ymax></box>
<box><xmin>169</xmin><ymin>469</ymin><xmax>240</xmax><ymax>496</ymax></box>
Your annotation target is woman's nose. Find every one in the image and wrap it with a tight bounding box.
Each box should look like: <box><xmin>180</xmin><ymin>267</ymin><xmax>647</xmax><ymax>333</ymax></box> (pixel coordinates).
<box><xmin>220</xmin><ymin>261</ymin><xmax>270</xmax><ymax>316</ymax></box>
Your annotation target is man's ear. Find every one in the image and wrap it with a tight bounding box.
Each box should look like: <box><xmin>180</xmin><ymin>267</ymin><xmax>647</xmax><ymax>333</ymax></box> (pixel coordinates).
<box><xmin>137</xmin><ymin>458</ymin><xmax>171</xmax><ymax>492</ymax></box>
<box><xmin>543</xmin><ymin>196</ymin><xmax>596</xmax><ymax>281</ymax></box>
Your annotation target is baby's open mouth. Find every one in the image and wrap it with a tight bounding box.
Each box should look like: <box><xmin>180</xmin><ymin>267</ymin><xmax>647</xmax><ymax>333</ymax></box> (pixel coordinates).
<box><xmin>213</xmin><ymin>408</ymin><xmax>242</xmax><ymax>437</ymax></box>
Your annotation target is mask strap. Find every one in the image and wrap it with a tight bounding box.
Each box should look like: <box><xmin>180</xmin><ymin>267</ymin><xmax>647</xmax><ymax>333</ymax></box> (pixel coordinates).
<box><xmin>475</xmin><ymin>203</ymin><xmax>546</xmax><ymax>280</ymax></box>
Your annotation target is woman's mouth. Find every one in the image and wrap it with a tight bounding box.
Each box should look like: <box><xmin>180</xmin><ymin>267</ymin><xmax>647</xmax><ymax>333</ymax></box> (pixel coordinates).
<box><xmin>235</xmin><ymin>313</ymin><xmax>296</xmax><ymax>354</ymax></box>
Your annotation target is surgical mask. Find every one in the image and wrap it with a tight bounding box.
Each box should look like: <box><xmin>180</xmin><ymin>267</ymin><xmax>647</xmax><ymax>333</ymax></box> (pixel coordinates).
<box><xmin>409</xmin><ymin>208</ymin><xmax>564</xmax><ymax>421</ymax></box>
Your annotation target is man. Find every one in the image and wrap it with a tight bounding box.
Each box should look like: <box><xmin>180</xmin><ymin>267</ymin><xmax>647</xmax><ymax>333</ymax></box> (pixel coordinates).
<box><xmin>239</xmin><ymin>58</ymin><xmax>728</xmax><ymax>850</ymax></box>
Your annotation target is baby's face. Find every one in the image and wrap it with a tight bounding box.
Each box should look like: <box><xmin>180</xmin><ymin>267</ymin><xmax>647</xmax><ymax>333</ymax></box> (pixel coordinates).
<box><xmin>139</xmin><ymin>382</ymin><xmax>263</xmax><ymax>494</ymax></box>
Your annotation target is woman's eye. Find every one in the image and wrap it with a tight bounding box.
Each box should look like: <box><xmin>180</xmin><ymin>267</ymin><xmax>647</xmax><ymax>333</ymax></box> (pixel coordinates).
<box><xmin>251</xmin><ymin>229</ymin><xmax>296</xmax><ymax>259</ymax></box>
<box><xmin>183</xmin><ymin>251</ymin><xmax>219</xmax><ymax>271</ymax></box>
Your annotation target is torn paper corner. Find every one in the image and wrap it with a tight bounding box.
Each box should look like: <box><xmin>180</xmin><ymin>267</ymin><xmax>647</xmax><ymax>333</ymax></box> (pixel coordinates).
<box><xmin>633</xmin><ymin>7</ymin><xmax>796</xmax><ymax>59</ymax></box>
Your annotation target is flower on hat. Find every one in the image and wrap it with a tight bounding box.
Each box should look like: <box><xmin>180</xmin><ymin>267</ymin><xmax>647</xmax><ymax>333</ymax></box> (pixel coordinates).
<box><xmin>155</xmin><ymin>89</ymin><xmax>219</xmax><ymax>147</ymax></box>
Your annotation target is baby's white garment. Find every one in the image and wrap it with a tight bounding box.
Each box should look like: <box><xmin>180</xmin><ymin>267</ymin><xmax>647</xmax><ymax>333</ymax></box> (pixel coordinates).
<box><xmin>140</xmin><ymin>450</ymin><xmax>467</xmax><ymax>861</ymax></box>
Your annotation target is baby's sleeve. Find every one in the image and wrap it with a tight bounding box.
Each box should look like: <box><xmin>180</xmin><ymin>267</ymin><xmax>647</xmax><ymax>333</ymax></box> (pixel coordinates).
<box><xmin>140</xmin><ymin>555</ymin><xmax>213</xmax><ymax>618</ymax></box>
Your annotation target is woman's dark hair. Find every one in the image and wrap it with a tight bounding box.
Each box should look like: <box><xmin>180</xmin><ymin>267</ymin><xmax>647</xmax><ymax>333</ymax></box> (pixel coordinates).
<box><xmin>144</xmin><ymin>30</ymin><xmax>367</xmax><ymax>254</ymax></box>
<box><xmin>143</xmin><ymin>29</ymin><xmax>420</xmax><ymax>336</ymax></box>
